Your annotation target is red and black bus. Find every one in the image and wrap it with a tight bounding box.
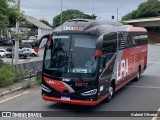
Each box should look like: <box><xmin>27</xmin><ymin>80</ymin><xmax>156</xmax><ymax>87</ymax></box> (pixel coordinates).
<box><xmin>37</xmin><ymin>19</ymin><xmax>148</xmax><ymax>106</ymax></box>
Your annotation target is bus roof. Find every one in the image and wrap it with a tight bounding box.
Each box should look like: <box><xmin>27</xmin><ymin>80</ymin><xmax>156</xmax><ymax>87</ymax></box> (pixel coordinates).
<box><xmin>54</xmin><ymin>19</ymin><xmax>122</xmax><ymax>33</ymax></box>
<box><xmin>53</xmin><ymin>19</ymin><xmax>146</xmax><ymax>36</ymax></box>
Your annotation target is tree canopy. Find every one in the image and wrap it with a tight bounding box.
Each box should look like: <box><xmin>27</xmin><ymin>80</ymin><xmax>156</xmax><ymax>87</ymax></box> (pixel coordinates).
<box><xmin>0</xmin><ymin>0</ymin><xmax>21</xmax><ymax>37</ymax></box>
<box><xmin>40</xmin><ymin>19</ymin><xmax>52</xmax><ymax>28</ymax></box>
<box><xmin>122</xmin><ymin>0</ymin><xmax>160</xmax><ymax>20</ymax></box>
<box><xmin>53</xmin><ymin>9</ymin><xmax>97</xmax><ymax>28</ymax></box>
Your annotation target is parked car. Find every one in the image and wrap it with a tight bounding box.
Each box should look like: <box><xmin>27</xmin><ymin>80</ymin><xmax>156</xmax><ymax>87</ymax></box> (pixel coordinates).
<box><xmin>19</xmin><ymin>44</ymin><xmax>32</xmax><ymax>49</ymax></box>
<box><xmin>22</xmin><ymin>48</ymin><xmax>38</xmax><ymax>56</ymax></box>
<box><xmin>6</xmin><ymin>47</ymin><xmax>13</xmax><ymax>58</ymax></box>
<box><xmin>1</xmin><ymin>40</ymin><xmax>14</xmax><ymax>45</ymax></box>
<box><xmin>5</xmin><ymin>47</ymin><xmax>29</xmax><ymax>59</ymax></box>
<box><xmin>22</xmin><ymin>36</ymin><xmax>36</xmax><ymax>44</ymax></box>
<box><xmin>0</xmin><ymin>49</ymin><xmax>6</xmax><ymax>57</ymax></box>
<box><xmin>29</xmin><ymin>36</ymin><xmax>36</xmax><ymax>40</ymax></box>
<box><xmin>22</xmin><ymin>35</ymin><xmax>29</xmax><ymax>40</ymax></box>
<box><xmin>19</xmin><ymin>49</ymin><xmax>29</xmax><ymax>59</ymax></box>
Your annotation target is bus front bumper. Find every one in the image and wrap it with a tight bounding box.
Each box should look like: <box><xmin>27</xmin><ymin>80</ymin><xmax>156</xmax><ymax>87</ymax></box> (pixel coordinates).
<box><xmin>42</xmin><ymin>94</ymin><xmax>109</xmax><ymax>106</ymax></box>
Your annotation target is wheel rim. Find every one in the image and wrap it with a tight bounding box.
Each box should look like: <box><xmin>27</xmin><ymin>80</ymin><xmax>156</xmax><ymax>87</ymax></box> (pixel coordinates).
<box><xmin>109</xmin><ymin>86</ymin><xmax>113</xmax><ymax>97</ymax></box>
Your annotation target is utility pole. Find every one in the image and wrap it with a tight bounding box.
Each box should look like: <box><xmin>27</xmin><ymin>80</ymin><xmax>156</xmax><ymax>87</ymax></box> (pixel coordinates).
<box><xmin>117</xmin><ymin>8</ymin><xmax>119</xmax><ymax>21</ymax></box>
<box><xmin>117</xmin><ymin>6</ymin><xmax>124</xmax><ymax>21</ymax></box>
<box><xmin>14</xmin><ymin>0</ymin><xmax>20</xmax><ymax>65</ymax></box>
<box><xmin>60</xmin><ymin>0</ymin><xmax>63</xmax><ymax>25</ymax></box>
<box><xmin>92</xmin><ymin>4</ymin><xmax>95</xmax><ymax>19</ymax></box>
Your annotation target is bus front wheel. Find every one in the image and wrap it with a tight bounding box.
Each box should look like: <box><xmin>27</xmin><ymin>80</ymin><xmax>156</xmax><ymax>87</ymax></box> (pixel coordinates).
<box><xmin>105</xmin><ymin>82</ymin><xmax>115</xmax><ymax>102</ymax></box>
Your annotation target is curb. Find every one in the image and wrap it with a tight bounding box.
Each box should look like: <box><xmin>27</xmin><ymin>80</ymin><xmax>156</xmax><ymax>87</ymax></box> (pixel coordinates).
<box><xmin>0</xmin><ymin>87</ymin><xmax>22</xmax><ymax>97</ymax></box>
<box><xmin>0</xmin><ymin>81</ymin><xmax>38</xmax><ymax>97</ymax></box>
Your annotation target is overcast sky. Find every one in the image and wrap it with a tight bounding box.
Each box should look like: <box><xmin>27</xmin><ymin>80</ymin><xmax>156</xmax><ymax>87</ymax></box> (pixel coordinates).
<box><xmin>19</xmin><ymin>0</ymin><xmax>147</xmax><ymax>24</ymax></box>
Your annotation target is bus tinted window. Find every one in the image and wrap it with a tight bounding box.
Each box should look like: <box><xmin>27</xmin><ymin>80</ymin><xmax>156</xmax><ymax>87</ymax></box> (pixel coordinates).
<box><xmin>43</xmin><ymin>34</ymin><xmax>98</xmax><ymax>79</ymax></box>
<box><xmin>102</xmin><ymin>33</ymin><xmax>117</xmax><ymax>55</ymax></box>
<box><xmin>73</xmin><ymin>35</ymin><xmax>96</xmax><ymax>48</ymax></box>
<box><xmin>133</xmin><ymin>34</ymin><xmax>148</xmax><ymax>46</ymax></box>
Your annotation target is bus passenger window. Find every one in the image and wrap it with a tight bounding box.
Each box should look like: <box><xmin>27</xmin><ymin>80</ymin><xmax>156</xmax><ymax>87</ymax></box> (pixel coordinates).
<box><xmin>102</xmin><ymin>33</ymin><xmax>117</xmax><ymax>55</ymax></box>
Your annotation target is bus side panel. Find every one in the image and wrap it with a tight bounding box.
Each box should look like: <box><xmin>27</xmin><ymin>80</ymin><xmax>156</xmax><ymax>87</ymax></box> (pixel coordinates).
<box><xmin>114</xmin><ymin>45</ymin><xmax>147</xmax><ymax>90</ymax></box>
<box><xmin>96</xmin><ymin>37</ymin><xmax>147</xmax><ymax>101</ymax></box>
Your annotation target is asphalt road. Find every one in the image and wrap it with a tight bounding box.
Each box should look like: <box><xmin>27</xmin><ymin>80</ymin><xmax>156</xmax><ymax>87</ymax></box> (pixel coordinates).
<box><xmin>0</xmin><ymin>45</ymin><xmax>160</xmax><ymax>120</ymax></box>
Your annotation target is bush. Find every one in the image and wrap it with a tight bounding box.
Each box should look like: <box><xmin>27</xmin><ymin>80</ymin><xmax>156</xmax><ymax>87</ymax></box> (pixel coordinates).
<box><xmin>0</xmin><ymin>61</ymin><xmax>16</xmax><ymax>87</ymax></box>
<box><xmin>36</xmin><ymin>72</ymin><xmax>42</xmax><ymax>85</ymax></box>
<box><xmin>0</xmin><ymin>59</ymin><xmax>4</xmax><ymax>66</ymax></box>
<box><xmin>0</xmin><ymin>59</ymin><xmax>27</xmax><ymax>87</ymax></box>
<box><xmin>15</xmin><ymin>69</ymin><xmax>28</xmax><ymax>81</ymax></box>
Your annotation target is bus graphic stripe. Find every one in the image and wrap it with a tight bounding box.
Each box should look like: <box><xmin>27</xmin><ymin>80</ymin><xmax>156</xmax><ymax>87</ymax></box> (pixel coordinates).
<box><xmin>44</xmin><ymin>77</ymin><xmax>75</xmax><ymax>93</ymax></box>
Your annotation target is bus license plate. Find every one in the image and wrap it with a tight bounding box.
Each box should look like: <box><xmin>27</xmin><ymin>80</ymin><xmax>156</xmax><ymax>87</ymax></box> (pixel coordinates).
<box><xmin>61</xmin><ymin>96</ymin><xmax>70</xmax><ymax>101</ymax></box>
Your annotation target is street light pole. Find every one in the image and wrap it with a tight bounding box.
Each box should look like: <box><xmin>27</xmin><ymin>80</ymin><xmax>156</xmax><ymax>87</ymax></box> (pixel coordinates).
<box><xmin>60</xmin><ymin>0</ymin><xmax>63</xmax><ymax>25</ymax></box>
<box><xmin>14</xmin><ymin>0</ymin><xmax>20</xmax><ymax>65</ymax></box>
<box><xmin>117</xmin><ymin>8</ymin><xmax>119</xmax><ymax>21</ymax></box>
<box><xmin>92</xmin><ymin>4</ymin><xmax>95</xmax><ymax>19</ymax></box>
<box><xmin>117</xmin><ymin>6</ymin><xmax>124</xmax><ymax>22</ymax></box>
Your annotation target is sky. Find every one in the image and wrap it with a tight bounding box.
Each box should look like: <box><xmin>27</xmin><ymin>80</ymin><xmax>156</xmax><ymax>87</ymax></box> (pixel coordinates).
<box><xmin>19</xmin><ymin>0</ymin><xmax>147</xmax><ymax>24</ymax></box>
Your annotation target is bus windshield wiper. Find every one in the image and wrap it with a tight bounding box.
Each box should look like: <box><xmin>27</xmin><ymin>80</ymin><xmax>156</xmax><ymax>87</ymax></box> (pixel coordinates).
<box><xmin>69</xmin><ymin>51</ymin><xmax>83</xmax><ymax>82</ymax></box>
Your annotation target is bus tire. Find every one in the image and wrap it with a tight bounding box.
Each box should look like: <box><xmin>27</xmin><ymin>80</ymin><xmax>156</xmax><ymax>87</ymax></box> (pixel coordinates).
<box><xmin>105</xmin><ymin>81</ymin><xmax>115</xmax><ymax>102</ymax></box>
<box><xmin>135</xmin><ymin>67</ymin><xmax>141</xmax><ymax>81</ymax></box>
<box><xmin>31</xmin><ymin>53</ymin><xmax>35</xmax><ymax>57</ymax></box>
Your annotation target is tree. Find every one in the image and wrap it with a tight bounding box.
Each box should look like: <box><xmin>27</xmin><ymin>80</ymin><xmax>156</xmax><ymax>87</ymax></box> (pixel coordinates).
<box><xmin>53</xmin><ymin>9</ymin><xmax>97</xmax><ymax>28</ymax></box>
<box><xmin>122</xmin><ymin>0</ymin><xmax>160</xmax><ymax>20</ymax></box>
<box><xmin>40</xmin><ymin>20</ymin><xmax>52</xmax><ymax>28</ymax></box>
<box><xmin>0</xmin><ymin>0</ymin><xmax>21</xmax><ymax>37</ymax></box>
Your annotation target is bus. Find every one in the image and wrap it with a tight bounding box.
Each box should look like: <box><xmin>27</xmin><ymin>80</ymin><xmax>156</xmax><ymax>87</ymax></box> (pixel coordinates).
<box><xmin>37</xmin><ymin>19</ymin><xmax>148</xmax><ymax>106</ymax></box>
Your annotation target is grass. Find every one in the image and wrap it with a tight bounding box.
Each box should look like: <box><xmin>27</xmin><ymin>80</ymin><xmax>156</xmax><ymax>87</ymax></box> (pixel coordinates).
<box><xmin>22</xmin><ymin>81</ymin><xmax>32</xmax><ymax>89</ymax></box>
<box><xmin>35</xmin><ymin>75</ymin><xmax>42</xmax><ymax>85</ymax></box>
<box><xmin>0</xmin><ymin>59</ymin><xmax>28</xmax><ymax>87</ymax></box>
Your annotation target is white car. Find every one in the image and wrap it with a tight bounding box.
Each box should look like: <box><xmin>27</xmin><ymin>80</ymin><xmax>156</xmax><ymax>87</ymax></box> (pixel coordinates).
<box><xmin>22</xmin><ymin>36</ymin><xmax>36</xmax><ymax>43</ymax></box>
<box><xmin>0</xmin><ymin>49</ymin><xmax>6</xmax><ymax>57</ymax></box>
<box><xmin>29</xmin><ymin>36</ymin><xmax>36</xmax><ymax>40</ymax></box>
<box><xmin>22</xmin><ymin>48</ymin><xmax>38</xmax><ymax>56</ymax></box>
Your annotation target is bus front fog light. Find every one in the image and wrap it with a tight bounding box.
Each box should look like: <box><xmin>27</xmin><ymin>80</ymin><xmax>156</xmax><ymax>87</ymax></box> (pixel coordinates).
<box><xmin>42</xmin><ymin>84</ymin><xmax>51</xmax><ymax>93</ymax></box>
<box><xmin>81</xmin><ymin>89</ymin><xmax>97</xmax><ymax>96</ymax></box>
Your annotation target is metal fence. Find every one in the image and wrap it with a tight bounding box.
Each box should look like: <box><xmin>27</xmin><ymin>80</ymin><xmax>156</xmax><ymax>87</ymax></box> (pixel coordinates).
<box><xmin>15</xmin><ymin>60</ymin><xmax>43</xmax><ymax>75</ymax></box>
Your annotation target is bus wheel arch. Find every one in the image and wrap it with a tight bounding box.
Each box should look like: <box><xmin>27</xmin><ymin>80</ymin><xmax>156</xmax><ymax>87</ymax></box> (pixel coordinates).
<box><xmin>105</xmin><ymin>79</ymin><xmax>116</xmax><ymax>102</ymax></box>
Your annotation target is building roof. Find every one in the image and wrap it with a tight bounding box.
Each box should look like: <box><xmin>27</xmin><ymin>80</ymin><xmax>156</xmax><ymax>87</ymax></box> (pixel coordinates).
<box><xmin>124</xmin><ymin>17</ymin><xmax>160</xmax><ymax>23</ymax></box>
<box><xmin>123</xmin><ymin>16</ymin><xmax>160</xmax><ymax>27</ymax></box>
<box><xmin>25</xmin><ymin>15</ymin><xmax>52</xmax><ymax>30</ymax></box>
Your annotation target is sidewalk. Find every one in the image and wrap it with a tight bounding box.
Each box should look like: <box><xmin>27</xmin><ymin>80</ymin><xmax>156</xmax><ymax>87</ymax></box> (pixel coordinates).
<box><xmin>154</xmin><ymin>43</ymin><xmax>160</xmax><ymax>46</ymax></box>
<box><xmin>0</xmin><ymin>78</ymin><xmax>36</xmax><ymax>96</ymax></box>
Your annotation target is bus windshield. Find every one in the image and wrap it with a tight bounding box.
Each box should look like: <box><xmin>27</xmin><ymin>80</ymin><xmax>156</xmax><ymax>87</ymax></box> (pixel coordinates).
<box><xmin>43</xmin><ymin>34</ymin><xmax>97</xmax><ymax>79</ymax></box>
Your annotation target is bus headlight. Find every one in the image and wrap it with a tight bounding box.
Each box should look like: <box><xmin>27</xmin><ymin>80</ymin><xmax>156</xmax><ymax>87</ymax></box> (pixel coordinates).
<box><xmin>42</xmin><ymin>84</ymin><xmax>51</xmax><ymax>93</ymax></box>
<box><xmin>81</xmin><ymin>89</ymin><xmax>97</xmax><ymax>96</ymax></box>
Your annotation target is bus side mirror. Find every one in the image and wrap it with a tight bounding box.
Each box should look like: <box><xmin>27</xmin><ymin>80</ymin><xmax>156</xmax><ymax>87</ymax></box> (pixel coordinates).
<box><xmin>48</xmin><ymin>35</ymin><xmax>52</xmax><ymax>41</ymax></box>
<box><xmin>95</xmin><ymin>50</ymin><xmax>102</xmax><ymax>57</ymax></box>
<box><xmin>33</xmin><ymin>34</ymin><xmax>51</xmax><ymax>53</ymax></box>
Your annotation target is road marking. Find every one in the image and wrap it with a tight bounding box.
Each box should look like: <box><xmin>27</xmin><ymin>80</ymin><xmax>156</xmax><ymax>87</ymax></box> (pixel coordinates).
<box><xmin>0</xmin><ymin>91</ymin><xmax>29</xmax><ymax>104</ymax></box>
<box><xmin>125</xmin><ymin>86</ymin><xmax>160</xmax><ymax>89</ymax></box>
<box><xmin>152</xmin><ymin>107</ymin><xmax>160</xmax><ymax>120</ymax></box>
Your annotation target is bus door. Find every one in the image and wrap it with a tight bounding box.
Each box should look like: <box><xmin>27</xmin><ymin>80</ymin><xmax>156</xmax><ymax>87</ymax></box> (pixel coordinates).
<box><xmin>98</xmin><ymin>32</ymin><xmax>118</xmax><ymax>99</ymax></box>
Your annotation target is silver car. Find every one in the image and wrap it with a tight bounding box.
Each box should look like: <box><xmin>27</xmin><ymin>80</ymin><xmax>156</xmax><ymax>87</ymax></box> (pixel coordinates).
<box><xmin>0</xmin><ymin>49</ymin><xmax>6</xmax><ymax>58</ymax></box>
